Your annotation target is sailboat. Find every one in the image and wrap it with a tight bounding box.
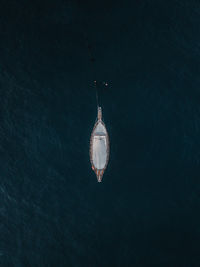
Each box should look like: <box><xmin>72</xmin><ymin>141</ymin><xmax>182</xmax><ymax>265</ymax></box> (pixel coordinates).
<box><xmin>85</xmin><ymin>35</ymin><xmax>110</xmax><ymax>182</ymax></box>
<box><xmin>90</xmin><ymin>106</ymin><xmax>110</xmax><ymax>182</ymax></box>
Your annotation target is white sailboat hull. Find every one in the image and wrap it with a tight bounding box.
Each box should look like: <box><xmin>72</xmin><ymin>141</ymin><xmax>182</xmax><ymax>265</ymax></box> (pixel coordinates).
<box><xmin>90</xmin><ymin>108</ymin><xmax>109</xmax><ymax>182</ymax></box>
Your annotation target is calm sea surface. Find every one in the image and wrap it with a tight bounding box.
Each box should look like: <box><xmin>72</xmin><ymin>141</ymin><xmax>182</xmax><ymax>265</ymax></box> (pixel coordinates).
<box><xmin>0</xmin><ymin>1</ymin><xmax>200</xmax><ymax>266</ymax></box>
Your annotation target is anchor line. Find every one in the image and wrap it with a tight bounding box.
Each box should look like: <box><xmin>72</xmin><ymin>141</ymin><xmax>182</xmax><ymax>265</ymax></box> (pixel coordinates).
<box><xmin>83</xmin><ymin>33</ymin><xmax>101</xmax><ymax>109</ymax></box>
<box><xmin>78</xmin><ymin>0</ymin><xmax>108</xmax><ymax>110</ymax></box>
<box><xmin>83</xmin><ymin>30</ymin><xmax>109</xmax><ymax>110</ymax></box>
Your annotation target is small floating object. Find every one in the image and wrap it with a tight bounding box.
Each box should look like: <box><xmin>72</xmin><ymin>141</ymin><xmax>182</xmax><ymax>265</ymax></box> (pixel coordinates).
<box><xmin>90</xmin><ymin>107</ymin><xmax>109</xmax><ymax>182</ymax></box>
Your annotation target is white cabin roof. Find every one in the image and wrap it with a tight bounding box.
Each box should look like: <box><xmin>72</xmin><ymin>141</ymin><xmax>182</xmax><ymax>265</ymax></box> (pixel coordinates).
<box><xmin>94</xmin><ymin>122</ymin><xmax>106</xmax><ymax>135</ymax></box>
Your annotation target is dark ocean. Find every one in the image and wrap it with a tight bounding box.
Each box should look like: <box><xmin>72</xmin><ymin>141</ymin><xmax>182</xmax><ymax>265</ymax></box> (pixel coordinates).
<box><xmin>0</xmin><ymin>0</ymin><xmax>200</xmax><ymax>266</ymax></box>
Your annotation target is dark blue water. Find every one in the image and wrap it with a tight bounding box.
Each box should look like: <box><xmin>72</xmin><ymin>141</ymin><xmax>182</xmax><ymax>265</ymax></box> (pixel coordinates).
<box><xmin>0</xmin><ymin>0</ymin><xmax>200</xmax><ymax>266</ymax></box>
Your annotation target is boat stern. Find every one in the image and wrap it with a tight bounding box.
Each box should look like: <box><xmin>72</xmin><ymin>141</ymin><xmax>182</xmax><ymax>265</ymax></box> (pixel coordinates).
<box><xmin>92</xmin><ymin>167</ymin><xmax>104</xmax><ymax>182</ymax></box>
<box><xmin>98</xmin><ymin>169</ymin><xmax>105</xmax><ymax>182</ymax></box>
<box><xmin>97</xmin><ymin>173</ymin><xmax>103</xmax><ymax>183</ymax></box>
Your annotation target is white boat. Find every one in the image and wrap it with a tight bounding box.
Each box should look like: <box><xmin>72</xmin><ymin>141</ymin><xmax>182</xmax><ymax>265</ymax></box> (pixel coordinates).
<box><xmin>90</xmin><ymin>107</ymin><xmax>110</xmax><ymax>182</ymax></box>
